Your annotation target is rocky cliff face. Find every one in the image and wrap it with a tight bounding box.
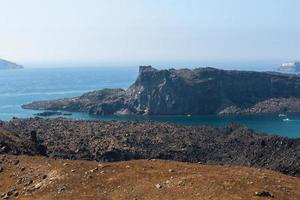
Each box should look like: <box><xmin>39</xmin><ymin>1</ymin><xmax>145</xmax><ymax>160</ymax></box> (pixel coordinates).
<box><xmin>23</xmin><ymin>66</ymin><xmax>300</xmax><ymax>115</ymax></box>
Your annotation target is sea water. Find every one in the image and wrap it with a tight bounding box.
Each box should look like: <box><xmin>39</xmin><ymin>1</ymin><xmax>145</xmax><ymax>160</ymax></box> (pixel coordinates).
<box><xmin>0</xmin><ymin>66</ymin><xmax>299</xmax><ymax>138</ymax></box>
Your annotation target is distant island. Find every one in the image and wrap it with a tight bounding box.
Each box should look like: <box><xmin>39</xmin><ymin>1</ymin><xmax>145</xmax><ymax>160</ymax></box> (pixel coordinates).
<box><xmin>23</xmin><ymin>66</ymin><xmax>300</xmax><ymax>116</ymax></box>
<box><xmin>279</xmin><ymin>61</ymin><xmax>300</xmax><ymax>73</ymax></box>
<box><xmin>0</xmin><ymin>58</ymin><xmax>23</xmax><ymax>70</ymax></box>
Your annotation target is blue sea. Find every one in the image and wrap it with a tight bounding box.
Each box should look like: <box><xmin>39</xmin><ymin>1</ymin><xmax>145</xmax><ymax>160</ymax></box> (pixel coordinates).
<box><xmin>0</xmin><ymin>66</ymin><xmax>300</xmax><ymax>138</ymax></box>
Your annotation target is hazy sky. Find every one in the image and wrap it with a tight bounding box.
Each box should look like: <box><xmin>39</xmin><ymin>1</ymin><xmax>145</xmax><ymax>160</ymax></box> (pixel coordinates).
<box><xmin>0</xmin><ymin>0</ymin><xmax>299</xmax><ymax>64</ymax></box>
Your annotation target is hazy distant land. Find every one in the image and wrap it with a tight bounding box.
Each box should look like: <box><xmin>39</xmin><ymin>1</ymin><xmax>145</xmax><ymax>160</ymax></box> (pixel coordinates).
<box><xmin>0</xmin><ymin>58</ymin><xmax>23</xmax><ymax>70</ymax></box>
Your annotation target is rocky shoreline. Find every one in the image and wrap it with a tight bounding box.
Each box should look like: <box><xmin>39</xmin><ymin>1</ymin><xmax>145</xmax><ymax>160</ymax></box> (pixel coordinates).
<box><xmin>34</xmin><ymin>111</ymin><xmax>72</xmax><ymax>117</ymax></box>
<box><xmin>218</xmin><ymin>98</ymin><xmax>300</xmax><ymax>115</ymax></box>
<box><xmin>23</xmin><ymin>66</ymin><xmax>300</xmax><ymax>116</ymax></box>
<box><xmin>1</xmin><ymin>118</ymin><xmax>299</xmax><ymax>177</ymax></box>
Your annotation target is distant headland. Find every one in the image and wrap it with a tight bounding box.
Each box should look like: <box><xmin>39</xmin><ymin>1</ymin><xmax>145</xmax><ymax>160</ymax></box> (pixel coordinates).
<box><xmin>0</xmin><ymin>58</ymin><xmax>23</xmax><ymax>70</ymax></box>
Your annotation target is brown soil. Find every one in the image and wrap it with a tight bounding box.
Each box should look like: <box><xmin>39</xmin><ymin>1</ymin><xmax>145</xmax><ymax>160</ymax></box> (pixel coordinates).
<box><xmin>0</xmin><ymin>154</ymin><xmax>299</xmax><ymax>200</ymax></box>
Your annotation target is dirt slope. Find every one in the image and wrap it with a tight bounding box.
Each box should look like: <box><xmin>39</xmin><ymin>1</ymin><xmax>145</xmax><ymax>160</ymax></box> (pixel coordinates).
<box><xmin>0</xmin><ymin>154</ymin><xmax>299</xmax><ymax>200</ymax></box>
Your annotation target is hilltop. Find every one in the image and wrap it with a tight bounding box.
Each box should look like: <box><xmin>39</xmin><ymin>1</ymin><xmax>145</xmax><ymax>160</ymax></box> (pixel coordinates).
<box><xmin>23</xmin><ymin>66</ymin><xmax>300</xmax><ymax>115</ymax></box>
<box><xmin>0</xmin><ymin>59</ymin><xmax>23</xmax><ymax>70</ymax></box>
<box><xmin>0</xmin><ymin>155</ymin><xmax>299</xmax><ymax>200</ymax></box>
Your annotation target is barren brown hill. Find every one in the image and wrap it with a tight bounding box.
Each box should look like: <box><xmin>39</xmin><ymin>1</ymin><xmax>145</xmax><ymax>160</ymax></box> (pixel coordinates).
<box><xmin>0</xmin><ymin>154</ymin><xmax>300</xmax><ymax>200</ymax></box>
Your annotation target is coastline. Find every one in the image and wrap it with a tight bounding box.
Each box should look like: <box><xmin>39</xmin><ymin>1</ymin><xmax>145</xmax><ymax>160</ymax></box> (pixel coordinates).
<box><xmin>23</xmin><ymin>66</ymin><xmax>300</xmax><ymax>116</ymax></box>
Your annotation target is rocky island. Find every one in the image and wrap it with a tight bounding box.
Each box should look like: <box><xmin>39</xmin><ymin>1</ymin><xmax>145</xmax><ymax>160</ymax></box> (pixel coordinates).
<box><xmin>23</xmin><ymin>66</ymin><xmax>300</xmax><ymax>116</ymax></box>
<box><xmin>0</xmin><ymin>59</ymin><xmax>23</xmax><ymax>70</ymax></box>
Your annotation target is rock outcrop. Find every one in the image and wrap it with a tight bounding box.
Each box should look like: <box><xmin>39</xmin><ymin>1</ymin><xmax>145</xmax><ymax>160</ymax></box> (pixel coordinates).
<box><xmin>0</xmin><ymin>127</ymin><xmax>46</xmax><ymax>156</ymax></box>
<box><xmin>0</xmin><ymin>58</ymin><xmax>23</xmax><ymax>70</ymax></box>
<box><xmin>1</xmin><ymin>118</ymin><xmax>299</xmax><ymax>177</ymax></box>
<box><xmin>23</xmin><ymin>66</ymin><xmax>300</xmax><ymax>115</ymax></box>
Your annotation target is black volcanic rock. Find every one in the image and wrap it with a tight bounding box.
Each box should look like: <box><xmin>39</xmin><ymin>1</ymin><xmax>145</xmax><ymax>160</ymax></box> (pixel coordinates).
<box><xmin>1</xmin><ymin>118</ymin><xmax>299</xmax><ymax>177</ymax></box>
<box><xmin>34</xmin><ymin>111</ymin><xmax>72</xmax><ymax>117</ymax></box>
<box><xmin>23</xmin><ymin>66</ymin><xmax>300</xmax><ymax>115</ymax></box>
<box><xmin>0</xmin><ymin>127</ymin><xmax>46</xmax><ymax>156</ymax></box>
<box><xmin>0</xmin><ymin>59</ymin><xmax>23</xmax><ymax>70</ymax></box>
<box><xmin>219</xmin><ymin>98</ymin><xmax>300</xmax><ymax>115</ymax></box>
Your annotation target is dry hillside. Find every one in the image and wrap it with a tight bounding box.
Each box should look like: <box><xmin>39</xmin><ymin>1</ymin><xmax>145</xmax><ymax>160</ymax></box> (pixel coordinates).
<box><xmin>0</xmin><ymin>155</ymin><xmax>299</xmax><ymax>200</ymax></box>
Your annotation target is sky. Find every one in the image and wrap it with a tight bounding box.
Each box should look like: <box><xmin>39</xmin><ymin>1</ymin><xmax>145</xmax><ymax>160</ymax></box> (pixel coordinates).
<box><xmin>0</xmin><ymin>0</ymin><xmax>299</xmax><ymax>66</ymax></box>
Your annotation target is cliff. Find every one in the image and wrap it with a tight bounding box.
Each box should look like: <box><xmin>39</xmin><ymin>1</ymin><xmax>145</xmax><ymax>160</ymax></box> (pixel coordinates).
<box><xmin>23</xmin><ymin>66</ymin><xmax>300</xmax><ymax>115</ymax></box>
<box><xmin>0</xmin><ymin>59</ymin><xmax>23</xmax><ymax>70</ymax></box>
